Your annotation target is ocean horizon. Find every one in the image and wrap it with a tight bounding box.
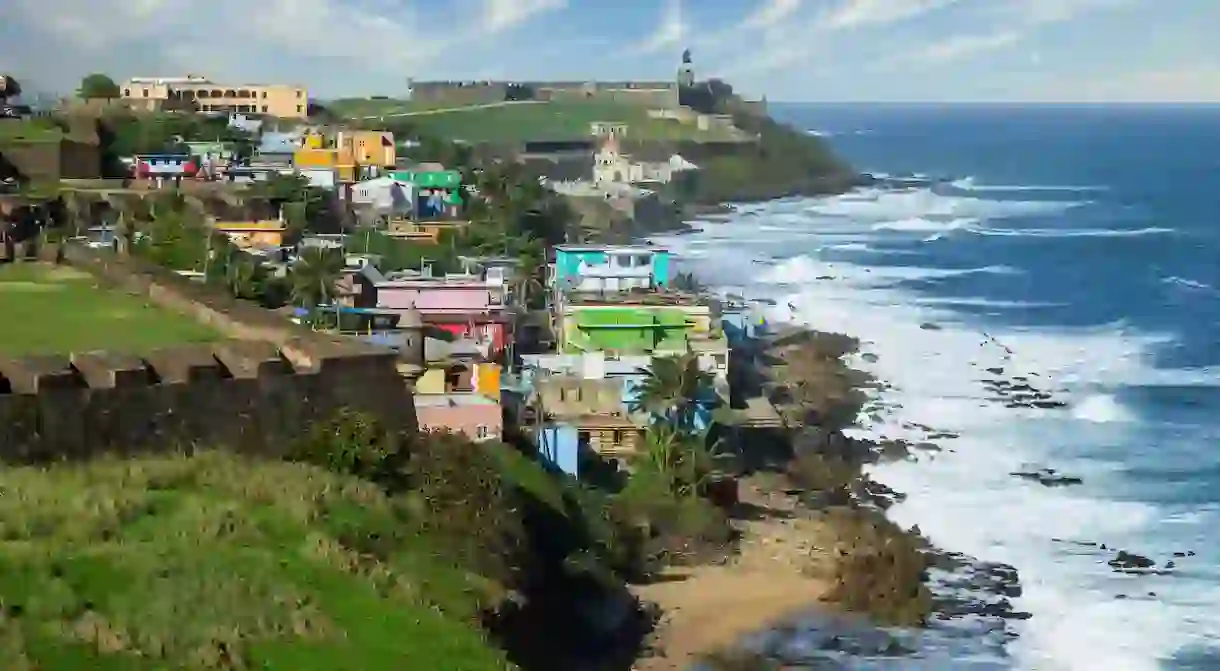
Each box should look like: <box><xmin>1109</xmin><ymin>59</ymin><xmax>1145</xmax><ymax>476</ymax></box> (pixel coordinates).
<box><xmin>654</xmin><ymin>103</ymin><xmax>1220</xmax><ymax>670</ymax></box>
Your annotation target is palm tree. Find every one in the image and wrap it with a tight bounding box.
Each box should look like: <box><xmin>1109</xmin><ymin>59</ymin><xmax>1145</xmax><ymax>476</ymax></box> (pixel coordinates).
<box><xmin>637</xmin><ymin>423</ymin><xmax>719</xmax><ymax>500</ymax></box>
<box><xmin>631</xmin><ymin>353</ymin><xmax>715</xmax><ymax>433</ymax></box>
<box><xmin>227</xmin><ymin>258</ymin><xmax>261</xmax><ymax>300</ymax></box>
<box><xmin>290</xmin><ymin>247</ymin><xmax>345</xmax><ymax>317</ymax></box>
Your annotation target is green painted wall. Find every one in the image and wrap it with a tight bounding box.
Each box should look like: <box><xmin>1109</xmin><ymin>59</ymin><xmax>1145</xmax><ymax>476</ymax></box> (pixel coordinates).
<box><xmin>563</xmin><ymin>306</ymin><xmax>691</xmax><ymax>354</ymax></box>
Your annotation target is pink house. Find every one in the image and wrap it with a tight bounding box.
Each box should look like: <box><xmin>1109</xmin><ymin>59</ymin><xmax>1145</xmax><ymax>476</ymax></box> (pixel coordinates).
<box><xmin>375</xmin><ymin>278</ymin><xmax>505</xmax><ymax>314</ymax></box>
<box><xmin>375</xmin><ymin>278</ymin><xmax>511</xmax><ymax>353</ymax></box>
<box><xmin>414</xmin><ymin>393</ymin><xmax>503</xmax><ymax>442</ymax></box>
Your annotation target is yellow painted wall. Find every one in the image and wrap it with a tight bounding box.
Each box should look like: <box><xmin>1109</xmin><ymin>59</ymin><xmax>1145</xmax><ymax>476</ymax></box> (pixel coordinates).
<box><xmin>338</xmin><ymin>131</ymin><xmax>396</xmax><ymax>167</ymax></box>
<box><xmin>416</xmin><ymin>368</ymin><xmax>447</xmax><ymax>394</ymax></box>
<box><xmin>221</xmin><ymin>230</ymin><xmax>284</xmax><ymax>247</ymax></box>
<box><xmin>473</xmin><ymin>363</ymin><xmax>501</xmax><ymax>400</ymax></box>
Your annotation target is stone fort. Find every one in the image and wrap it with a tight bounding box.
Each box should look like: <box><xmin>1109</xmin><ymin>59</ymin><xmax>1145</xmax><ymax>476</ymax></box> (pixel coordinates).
<box><xmin>409</xmin><ymin>50</ymin><xmax>710</xmax><ymax>110</ymax></box>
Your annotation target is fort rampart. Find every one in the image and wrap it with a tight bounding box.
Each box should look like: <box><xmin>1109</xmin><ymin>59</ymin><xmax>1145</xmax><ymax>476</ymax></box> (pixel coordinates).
<box><xmin>0</xmin><ymin>244</ymin><xmax>416</xmax><ymax>462</ymax></box>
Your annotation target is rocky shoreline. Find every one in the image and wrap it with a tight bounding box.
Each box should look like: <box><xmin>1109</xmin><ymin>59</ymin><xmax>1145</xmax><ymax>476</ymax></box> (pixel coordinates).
<box><xmin>628</xmin><ymin>325</ymin><xmax>1034</xmax><ymax>669</ymax></box>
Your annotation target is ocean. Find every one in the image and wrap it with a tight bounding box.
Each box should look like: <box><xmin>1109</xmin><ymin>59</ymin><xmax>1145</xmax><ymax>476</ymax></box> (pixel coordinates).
<box><xmin>654</xmin><ymin>104</ymin><xmax>1220</xmax><ymax>670</ymax></box>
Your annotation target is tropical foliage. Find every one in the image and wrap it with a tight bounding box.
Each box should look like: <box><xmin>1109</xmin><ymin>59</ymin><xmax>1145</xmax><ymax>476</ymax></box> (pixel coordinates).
<box><xmin>630</xmin><ymin>352</ymin><xmax>714</xmax><ymax>432</ymax></box>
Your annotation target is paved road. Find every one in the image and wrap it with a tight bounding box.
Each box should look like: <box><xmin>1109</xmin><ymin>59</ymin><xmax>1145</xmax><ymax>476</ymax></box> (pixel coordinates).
<box><xmin>359</xmin><ymin>99</ymin><xmax>546</xmax><ymax>120</ymax></box>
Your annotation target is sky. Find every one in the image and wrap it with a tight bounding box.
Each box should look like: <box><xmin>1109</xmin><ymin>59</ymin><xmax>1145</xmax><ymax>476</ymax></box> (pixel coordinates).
<box><xmin>2</xmin><ymin>0</ymin><xmax>1219</xmax><ymax>102</ymax></box>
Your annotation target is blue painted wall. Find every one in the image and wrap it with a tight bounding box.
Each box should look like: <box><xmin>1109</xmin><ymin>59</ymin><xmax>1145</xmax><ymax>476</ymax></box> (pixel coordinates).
<box><xmin>552</xmin><ymin>247</ymin><xmax>672</xmax><ymax>289</ymax></box>
<box><xmin>651</xmin><ymin>251</ymin><xmax>671</xmax><ymax>287</ymax></box>
<box><xmin>537</xmin><ymin>424</ymin><xmax>580</xmax><ymax>476</ymax></box>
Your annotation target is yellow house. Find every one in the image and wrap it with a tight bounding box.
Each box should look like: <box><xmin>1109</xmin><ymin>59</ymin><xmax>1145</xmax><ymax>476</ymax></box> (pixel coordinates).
<box><xmin>213</xmin><ymin>220</ymin><xmax>287</xmax><ymax>248</ymax></box>
<box><xmin>293</xmin><ymin>147</ymin><xmax>356</xmax><ymax>182</ymax></box>
<box><xmin>384</xmin><ymin>218</ymin><xmax>470</xmax><ymax>244</ymax></box>
<box><xmin>336</xmin><ymin>130</ymin><xmax>396</xmax><ymax>169</ymax></box>
<box><xmin>301</xmin><ymin>130</ymin><xmax>326</xmax><ymax>149</ymax></box>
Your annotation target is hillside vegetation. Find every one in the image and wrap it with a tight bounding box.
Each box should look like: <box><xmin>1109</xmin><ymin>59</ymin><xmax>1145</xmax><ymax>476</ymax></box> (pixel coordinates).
<box><xmin>354</xmin><ymin>101</ymin><xmax>740</xmax><ymax>143</ymax></box>
<box><xmin>0</xmin><ymin>451</ymin><xmax>513</xmax><ymax>670</ymax></box>
<box><xmin>0</xmin><ymin>407</ymin><xmax>729</xmax><ymax>670</ymax></box>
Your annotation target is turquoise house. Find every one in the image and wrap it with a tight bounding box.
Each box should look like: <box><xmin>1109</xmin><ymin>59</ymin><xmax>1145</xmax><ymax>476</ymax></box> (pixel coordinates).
<box><xmin>552</xmin><ymin>244</ymin><xmax>671</xmax><ymax>294</ymax></box>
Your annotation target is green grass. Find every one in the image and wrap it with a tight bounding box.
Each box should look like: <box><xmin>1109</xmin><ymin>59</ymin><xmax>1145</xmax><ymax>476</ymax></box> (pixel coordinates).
<box><xmin>326</xmin><ymin>98</ymin><xmax>466</xmax><ymax>118</ymax></box>
<box><xmin>0</xmin><ymin>452</ymin><xmax>515</xmax><ymax>670</ymax></box>
<box><xmin>401</xmin><ymin>101</ymin><xmax>739</xmax><ymax>142</ymax></box>
<box><xmin>0</xmin><ymin>118</ymin><xmax>64</xmax><ymax>143</ymax></box>
<box><xmin>0</xmin><ymin>263</ymin><xmax>219</xmax><ymax>355</ymax></box>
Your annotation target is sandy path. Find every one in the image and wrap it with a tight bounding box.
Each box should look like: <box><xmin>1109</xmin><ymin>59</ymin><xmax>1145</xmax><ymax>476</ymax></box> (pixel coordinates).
<box><xmin>631</xmin><ymin>477</ymin><xmax>836</xmax><ymax>670</ymax></box>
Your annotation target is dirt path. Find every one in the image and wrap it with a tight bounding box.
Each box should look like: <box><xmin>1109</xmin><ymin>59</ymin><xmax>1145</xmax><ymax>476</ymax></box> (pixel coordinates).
<box><xmin>631</xmin><ymin>477</ymin><xmax>836</xmax><ymax>670</ymax></box>
<box><xmin>359</xmin><ymin>100</ymin><xmax>546</xmax><ymax>119</ymax></box>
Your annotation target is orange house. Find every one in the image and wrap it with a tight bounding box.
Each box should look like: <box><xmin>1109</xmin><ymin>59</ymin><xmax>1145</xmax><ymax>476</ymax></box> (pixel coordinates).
<box><xmin>336</xmin><ymin>130</ymin><xmax>395</xmax><ymax>170</ymax></box>
<box><xmin>213</xmin><ymin>220</ymin><xmax>287</xmax><ymax>248</ymax></box>
<box><xmin>293</xmin><ymin>147</ymin><xmax>356</xmax><ymax>182</ymax></box>
<box><xmin>384</xmin><ymin>218</ymin><xmax>470</xmax><ymax>244</ymax></box>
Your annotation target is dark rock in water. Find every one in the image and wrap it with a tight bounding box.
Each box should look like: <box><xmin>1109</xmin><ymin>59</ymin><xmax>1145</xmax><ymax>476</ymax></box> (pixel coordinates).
<box><xmin>1011</xmin><ymin>468</ymin><xmax>1083</xmax><ymax>487</ymax></box>
<box><xmin>1031</xmin><ymin>400</ymin><xmax>1069</xmax><ymax>409</ymax></box>
<box><xmin>816</xmin><ymin>275</ymin><xmax>836</xmax><ymax>280</ymax></box>
<box><xmin>1108</xmin><ymin>550</ymin><xmax>1155</xmax><ymax>573</ymax></box>
<box><xmin>926</xmin><ymin>431</ymin><xmax>960</xmax><ymax>440</ymax></box>
<box><xmin>861</xmin><ymin>352</ymin><xmax>879</xmax><ymax>363</ymax></box>
<box><xmin>985</xmin><ymin>366</ymin><xmax>1005</xmax><ymax>376</ymax></box>
<box><xmin>919</xmin><ymin>322</ymin><xmax>942</xmax><ymax>331</ymax></box>
<box><xmin>915</xmin><ymin>442</ymin><xmax>943</xmax><ymax>453</ymax></box>
<box><xmin>1172</xmin><ymin>550</ymin><xmax>1196</xmax><ymax>557</ymax></box>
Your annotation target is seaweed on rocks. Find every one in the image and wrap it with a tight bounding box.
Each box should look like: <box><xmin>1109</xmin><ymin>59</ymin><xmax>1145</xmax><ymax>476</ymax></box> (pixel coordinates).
<box><xmin>758</xmin><ymin>330</ymin><xmax>934</xmax><ymax>629</ymax></box>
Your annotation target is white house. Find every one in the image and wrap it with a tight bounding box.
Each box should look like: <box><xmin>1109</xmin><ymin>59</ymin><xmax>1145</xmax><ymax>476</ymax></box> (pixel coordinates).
<box><xmin>350</xmin><ymin>175</ymin><xmax>415</xmax><ymax>214</ymax></box>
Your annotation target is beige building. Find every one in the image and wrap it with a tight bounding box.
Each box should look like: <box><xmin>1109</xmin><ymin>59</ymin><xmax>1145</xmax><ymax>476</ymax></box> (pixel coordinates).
<box><xmin>120</xmin><ymin>75</ymin><xmax>308</xmax><ymax>118</ymax></box>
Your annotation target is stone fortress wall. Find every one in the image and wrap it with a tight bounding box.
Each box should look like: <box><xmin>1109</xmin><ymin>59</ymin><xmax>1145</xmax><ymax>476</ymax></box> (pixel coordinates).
<box><xmin>0</xmin><ymin>244</ymin><xmax>417</xmax><ymax>462</ymax></box>
<box><xmin>409</xmin><ymin>80</ymin><xmax>680</xmax><ymax>109</ymax></box>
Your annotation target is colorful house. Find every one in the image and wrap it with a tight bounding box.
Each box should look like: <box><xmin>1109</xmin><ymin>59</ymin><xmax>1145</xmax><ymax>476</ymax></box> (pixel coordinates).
<box><xmin>390</xmin><ymin>169</ymin><xmax>464</xmax><ymax>219</ymax></box>
<box><xmin>373</xmin><ymin>275</ymin><xmax>510</xmax><ymax>353</ymax></box>
<box><xmin>212</xmin><ymin>220</ymin><xmax>287</xmax><ymax>248</ymax></box>
<box><xmin>718</xmin><ymin>299</ymin><xmax>769</xmax><ymax>346</ymax></box>
<box><xmin>551</xmin><ymin>244</ymin><xmax>671</xmax><ymax>294</ymax></box>
<box><xmin>337</xmin><ymin>130</ymin><xmax>396</xmax><ymax>174</ymax></box>
<box><xmin>414</xmin><ymin>393</ymin><xmax>502</xmax><ymax>443</ymax></box>
<box><xmin>294</xmin><ymin>147</ymin><xmax>356</xmax><ymax>183</ymax></box>
<box><xmin>132</xmin><ymin>153</ymin><xmax>198</xmax><ymax>182</ymax></box>
<box><xmin>520</xmin><ymin>352</ymin><xmax>719</xmax><ymax>477</ymax></box>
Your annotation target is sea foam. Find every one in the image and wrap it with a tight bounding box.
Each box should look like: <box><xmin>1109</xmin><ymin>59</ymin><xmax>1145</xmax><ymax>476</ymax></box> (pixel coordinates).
<box><xmin>650</xmin><ymin>181</ymin><xmax>1220</xmax><ymax>670</ymax></box>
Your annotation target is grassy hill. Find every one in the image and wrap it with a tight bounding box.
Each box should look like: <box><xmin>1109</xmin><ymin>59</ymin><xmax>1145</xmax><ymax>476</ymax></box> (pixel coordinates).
<box><xmin>0</xmin><ymin>451</ymin><xmax>515</xmax><ymax>670</ymax></box>
<box><xmin>338</xmin><ymin>100</ymin><xmax>743</xmax><ymax>143</ymax></box>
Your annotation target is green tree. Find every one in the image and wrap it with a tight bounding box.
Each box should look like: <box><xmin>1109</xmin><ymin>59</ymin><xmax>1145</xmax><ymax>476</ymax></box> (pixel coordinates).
<box><xmin>290</xmin><ymin>247</ymin><xmax>345</xmax><ymax>313</ymax></box>
<box><xmin>78</xmin><ymin>73</ymin><xmax>121</xmax><ymax>100</ymax></box>
<box><xmin>631</xmin><ymin>353</ymin><xmax>714</xmax><ymax>433</ymax></box>
<box><xmin>633</xmin><ymin>423</ymin><xmax>717</xmax><ymax>501</ymax></box>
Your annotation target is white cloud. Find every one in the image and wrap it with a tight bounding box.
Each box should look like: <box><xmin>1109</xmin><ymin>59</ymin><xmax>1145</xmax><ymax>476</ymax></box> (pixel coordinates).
<box><xmin>817</xmin><ymin>0</ymin><xmax>963</xmax><ymax>30</ymax></box>
<box><xmin>1039</xmin><ymin>66</ymin><xmax>1220</xmax><ymax>102</ymax></box>
<box><xmin>623</xmin><ymin>0</ymin><xmax>686</xmax><ymax>57</ymax></box>
<box><xmin>726</xmin><ymin>0</ymin><xmax>963</xmax><ymax>76</ymax></box>
<box><xmin>905</xmin><ymin>30</ymin><xmax>1021</xmax><ymax>64</ymax></box>
<box><xmin>744</xmin><ymin>0</ymin><xmax>804</xmax><ymax>29</ymax></box>
<box><xmin>480</xmin><ymin>0</ymin><xmax>568</xmax><ymax>35</ymax></box>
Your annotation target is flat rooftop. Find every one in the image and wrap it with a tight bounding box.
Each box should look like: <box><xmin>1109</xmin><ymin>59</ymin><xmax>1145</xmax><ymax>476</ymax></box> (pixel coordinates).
<box><xmin>414</xmin><ymin>393</ymin><xmax>499</xmax><ymax>407</ymax></box>
<box><xmin>554</xmin><ymin>244</ymin><xmax>667</xmax><ymax>253</ymax></box>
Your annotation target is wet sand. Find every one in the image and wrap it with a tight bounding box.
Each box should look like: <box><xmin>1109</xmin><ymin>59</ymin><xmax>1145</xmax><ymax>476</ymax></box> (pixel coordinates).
<box><xmin>631</xmin><ymin>476</ymin><xmax>838</xmax><ymax>670</ymax></box>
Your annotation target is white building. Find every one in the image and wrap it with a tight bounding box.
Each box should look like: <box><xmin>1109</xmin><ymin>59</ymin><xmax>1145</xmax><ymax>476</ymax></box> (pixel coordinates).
<box><xmin>592</xmin><ymin>134</ymin><xmax>696</xmax><ymax>186</ymax></box>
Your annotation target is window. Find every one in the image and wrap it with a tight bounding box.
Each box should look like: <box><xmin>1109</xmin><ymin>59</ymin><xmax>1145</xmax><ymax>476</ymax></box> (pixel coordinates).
<box><xmin>476</xmin><ymin>425</ymin><xmax>489</xmax><ymax>439</ymax></box>
<box><xmin>123</xmin><ymin>88</ymin><xmax>131</xmax><ymax>97</ymax></box>
<box><xmin>297</xmin><ymin>105</ymin><xmax>304</xmax><ymax>113</ymax></box>
<box><xmin>296</xmin><ymin>90</ymin><xmax>303</xmax><ymax>98</ymax></box>
<box><xmin>141</xmin><ymin>89</ymin><xmax>149</xmax><ymax>97</ymax></box>
<box><xmin>261</xmin><ymin>91</ymin><xmax>268</xmax><ymax>98</ymax></box>
<box><xmin>261</xmin><ymin>105</ymin><xmax>268</xmax><ymax>113</ymax></box>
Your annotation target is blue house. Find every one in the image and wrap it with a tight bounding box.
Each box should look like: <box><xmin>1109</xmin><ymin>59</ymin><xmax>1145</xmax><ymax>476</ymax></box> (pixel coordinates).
<box><xmin>517</xmin><ymin>352</ymin><xmax>718</xmax><ymax>477</ymax></box>
<box><xmin>551</xmin><ymin>244</ymin><xmax>671</xmax><ymax>294</ymax></box>
<box><xmin>719</xmin><ymin>299</ymin><xmax>769</xmax><ymax>347</ymax></box>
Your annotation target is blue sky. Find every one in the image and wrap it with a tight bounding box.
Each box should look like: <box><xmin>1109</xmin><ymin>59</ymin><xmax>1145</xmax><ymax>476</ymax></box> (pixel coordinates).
<box><xmin>3</xmin><ymin>0</ymin><xmax>1219</xmax><ymax>102</ymax></box>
